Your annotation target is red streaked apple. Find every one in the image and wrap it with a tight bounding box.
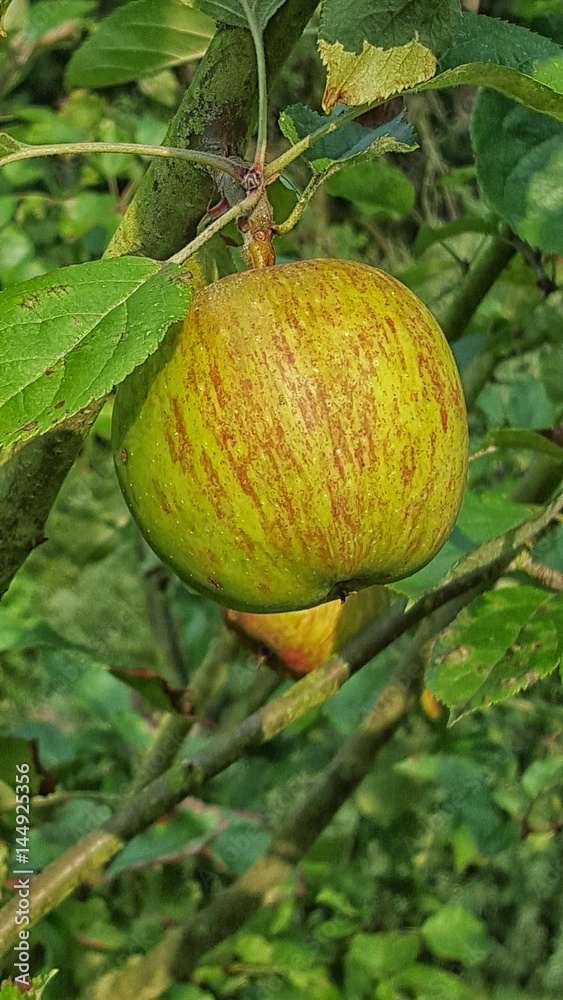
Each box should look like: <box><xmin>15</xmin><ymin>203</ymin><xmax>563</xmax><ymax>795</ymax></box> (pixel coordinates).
<box><xmin>112</xmin><ymin>258</ymin><xmax>468</xmax><ymax>612</ymax></box>
<box><xmin>222</xmin><ymin>584</ymin><xmax>390</xmax><ymax>678</ymax></box>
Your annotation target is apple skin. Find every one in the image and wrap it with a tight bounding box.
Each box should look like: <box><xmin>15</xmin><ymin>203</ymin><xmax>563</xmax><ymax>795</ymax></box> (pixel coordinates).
<box><xmin>112</xmin><ymin>258</ymin><xmax>468</xmax><ymax>612</ymax></box>
<box><xmin>223</xmin><ymin>584</ymin><xmax>390</xmax><ymax>678</ymax></box>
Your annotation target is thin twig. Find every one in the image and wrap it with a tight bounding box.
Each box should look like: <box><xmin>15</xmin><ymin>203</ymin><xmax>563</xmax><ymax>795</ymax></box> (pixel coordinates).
<box><xmin>510</xmin><ymin>551</ymin><xmax>563</xmax><ymax>591</ymax></box>
<box><xmin>0</xmin><ymin>140</ymin><xmax>246</xmax><ymax>181</ymax></box>
<box><xmin>167</xmin><ymin>190</ymin><xmax>260</xmax><ymax>266</ymax></box>
<box><xmin>469</xmin><ymin>445</ymin><xmax>498</xmax><ymax>463</ymax></box>
<box><xmin>241</xmin><ymin>0</ymin><xmax>268</xmax><ymax>173</ymax></box>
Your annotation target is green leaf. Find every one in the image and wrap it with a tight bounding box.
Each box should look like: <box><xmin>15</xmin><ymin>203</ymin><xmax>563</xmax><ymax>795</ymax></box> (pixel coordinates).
<box><xmin>158</xmin><ymin>987</ymin><xmax>214</xmax><ymax>1000</ymax></box>
<box><xmin>0</xmin><ymin>256</ymin><xmax>192</xmax><ymax>448</ymax></box>
<box><xmin>486</xmin><ymin>428</ymin><xmax>563</xmax><ymax>460</ymax></box>
<box><xmin>317</xmin><ymin>0</ymin><xmax>461</xmax><ymax>110</ymax></box>
<box><xmin>196</xmin><ymin>0</ymin><xmax>284</xmax><ymax>30</ymax></box>
<box><xmin>319</xmin><ymin>0</ymin><xmax>461</xmax><ymax>54</ymax></box>
<box><xmin>109</xmin><ymin>665</ymin><xmax>195</xmax><ymax>715</ymax></box>
<box><xmin>324</xmin><ymin>157</ymin><xmax>415</xmax><ymax>218</ymax></box>
<box><xmin>65</xmin><ymin>0</ymin><xmax>215</xmax><ymax>88</ymax></box>
<box><xmin>0</xmin><ymin>735</ymin><xmax>51</xmax><ymax>796</ymax></box>
<box><xmin>440</xmin><ymin>10</ymin><xmax>563</xmax><ymax>76</ymax></box>
<box><xmin>414</xmin><ymin>216</ymin><xmax>498</xmax><ymax>257</ymax></box>
<box><xmin>236</xmin><ymin>933</ymin><xmax>274</xmax><ymax>964</ymax></box>
<box><xmin>278</xmin><ymin>105</ymin><xmax>416</xmax><ymax>167</ymax></box>
<box><xmin>422</xmin><ymin>905</ymin><xmax>492</xmax><ymax>966</ymax></box>
<box><xmin>516</xmin><ymin>0</ymin><xmax>563</xmax><ymax>14</ymax></box>
<box><xmin>375</xmin><ymin>964</ymin><xmax>470</xmax><ymax>1000</ymax></box>
<box><xmin>347</xmin><ymin>931</ymin><xmax>420</xmax><ymax>982</ymax></box>
<box><xmin>12</xmin><ymin>720</ymin><xmax>75</xmax><ymax>768</ymax></box>
<box><xmin>316</xmin><ymin>887</ymin><xmax>359</xmax><ymax>918</ymax></box>
<box><xmin>507</xmin><ymin>381</ymin><xmax>556</xmax><ymax>429</ymax></box>
<box><xmin>396</xmin><ymin>754</ymin><xmax>517</xmax><ymax>854</ymax></box>
<box><xmin>542</xmin><ymin>345</ymin><xmax>563</xmax><ymax>403</ymax></box>
<box><xmin>314</xmin><ymin>916</ymin><xmax>359</xmax><ymax>940</ymax></box>
<box><xmin>317</xmin><ymin>0</ymin><xmax>461</xmax><ymax>111</ymax></box>
<box><xmin>106</xmin><ymin>807</ymin><xmax>218</xmax><ymax>877</ymax></box>
<box><xmin>417</xmin><ymin>63</ymin><xmax>563</xmax><ymax>121</ymax></box>
<box><xmin>426</xmin><ymin>588</ymin><xmax>563</xmax><ymax>720</ymax></box>
<box><xmin>0</xmin><ymin>985</ymin><xmax>21</xmax><ymax>1000</ymax></box>
<box><xmin>522</xmin><ymin>754</ymin><xmax>563</xmax><ymax>798</ymax></box>
<box><xmin>25</xmin><ymin>0</ymin><xmax>95</xmax><ymax>43</ymax></box>
<box><xmin>0</xmin><ymin>972</ymin><xmax>58</xmax><ymax>1000</ymax></box>
<box><xmin>59</xmin><ymin>192</ymin><xmax>117</xmax><ymax>241</ymax></box>
<box><xmin>0</xmin><ymin>621</ymin><xmax>79</xmax><ymax>654</ymax></box>
<box><xmin>213</xmin><ymin>816</ymin><xmax>270</xmax><ymax>875</ymax></box>
<box><xmin>0</xmin><ymin>194</ymin><xmax>17</xmax><ymax>227</ymax></box>
<box><xmin>471</xmin><ymin>89</ymin><xmax>563</xmax><ymax>254</ymax></box>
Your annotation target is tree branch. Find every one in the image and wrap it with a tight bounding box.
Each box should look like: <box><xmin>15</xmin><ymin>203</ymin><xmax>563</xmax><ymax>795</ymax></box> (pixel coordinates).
<box><xmin>437</xmin><ymin>227</ymin><xmax>516</xmax><ymax>342</ymax></box>
<box><xmin>0</xmin><ymin>494</ymin><xmax>560</xmax><ymax>957</ymax></box>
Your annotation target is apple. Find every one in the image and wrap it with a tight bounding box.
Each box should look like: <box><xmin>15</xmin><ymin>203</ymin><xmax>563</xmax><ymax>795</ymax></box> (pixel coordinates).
<box><xmin>112</xmin><ymin>258</ymin><xmax>467</xmax><ymax>612</ymax></box>
<box><xmin>420</xmin><ymin>686</ymin><xmax>444</xmax><ymax>720</ymax></box>
<box><xmin>223</xmin><ymin>584</ymin><xmax>390</xmax><ymax>677</ymax></box>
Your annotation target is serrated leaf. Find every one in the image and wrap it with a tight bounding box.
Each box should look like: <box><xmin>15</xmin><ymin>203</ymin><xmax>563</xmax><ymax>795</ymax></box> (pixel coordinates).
<box><xmin>196</xmin><ymin>0</ymin><xmax>284</xmax><ymax>30</ymax></box>
<box><xmin>319</xmin><ymin>0</ymin><xmax>461</xmax><ymax>57</ymax></box>
<box><xmin>427</xmin><ymin>589</ymin><xmax>563</xmax><ymax>720</ymax></box>
<box><xmin>278</xmin><ymin>104</ymin><xmax>415</xmax><ymax>167</ymax></box>
<box><xmin>440</xmin><ymin>10</ymin><xmax>563</xmax><ymax>76</ymax></box>
<box><xmin>471</xmin><ymin>89</ymin><xmax>563</xmax><ymax>254</ymax></box>
<box><xmin>319</xmin><ymin>36</ymin><xmax>437</xmax><ymax>112</ymax></box>
<box><xmin>318</xmin><ymin>0</ymin><xmax>461</xmax><ymax>111</ymax></box>
<box><xmin>0</xmin><ymin>257</ymin><xmax>192</xmax><ymax>448</ymax></box>
<box><xmin>65</xmin><ymin>0</ymin><xmax>215</xmax><ymax>89</ymax></box>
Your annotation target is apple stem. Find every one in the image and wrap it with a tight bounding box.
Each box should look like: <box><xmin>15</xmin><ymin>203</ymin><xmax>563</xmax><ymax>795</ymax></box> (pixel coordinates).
<box><xmin>238</xmin><ymin>187</ymin><xmax>276</xmax><ymax>269</ymax></box>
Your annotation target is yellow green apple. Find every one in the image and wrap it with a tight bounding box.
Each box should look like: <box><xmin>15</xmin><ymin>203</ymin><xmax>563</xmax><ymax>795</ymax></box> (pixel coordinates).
<box><xmin>112</xmin><ymin>258</ymin><xmax>468</xmax><ymax>612</ymax></box>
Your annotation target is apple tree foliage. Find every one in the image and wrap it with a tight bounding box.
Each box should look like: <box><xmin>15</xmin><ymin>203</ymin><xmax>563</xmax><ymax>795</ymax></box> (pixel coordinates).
<box><xmin>0</xmin><ymin>0</ymin><xmax>562</xmax><ymax>997</ymax></box>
